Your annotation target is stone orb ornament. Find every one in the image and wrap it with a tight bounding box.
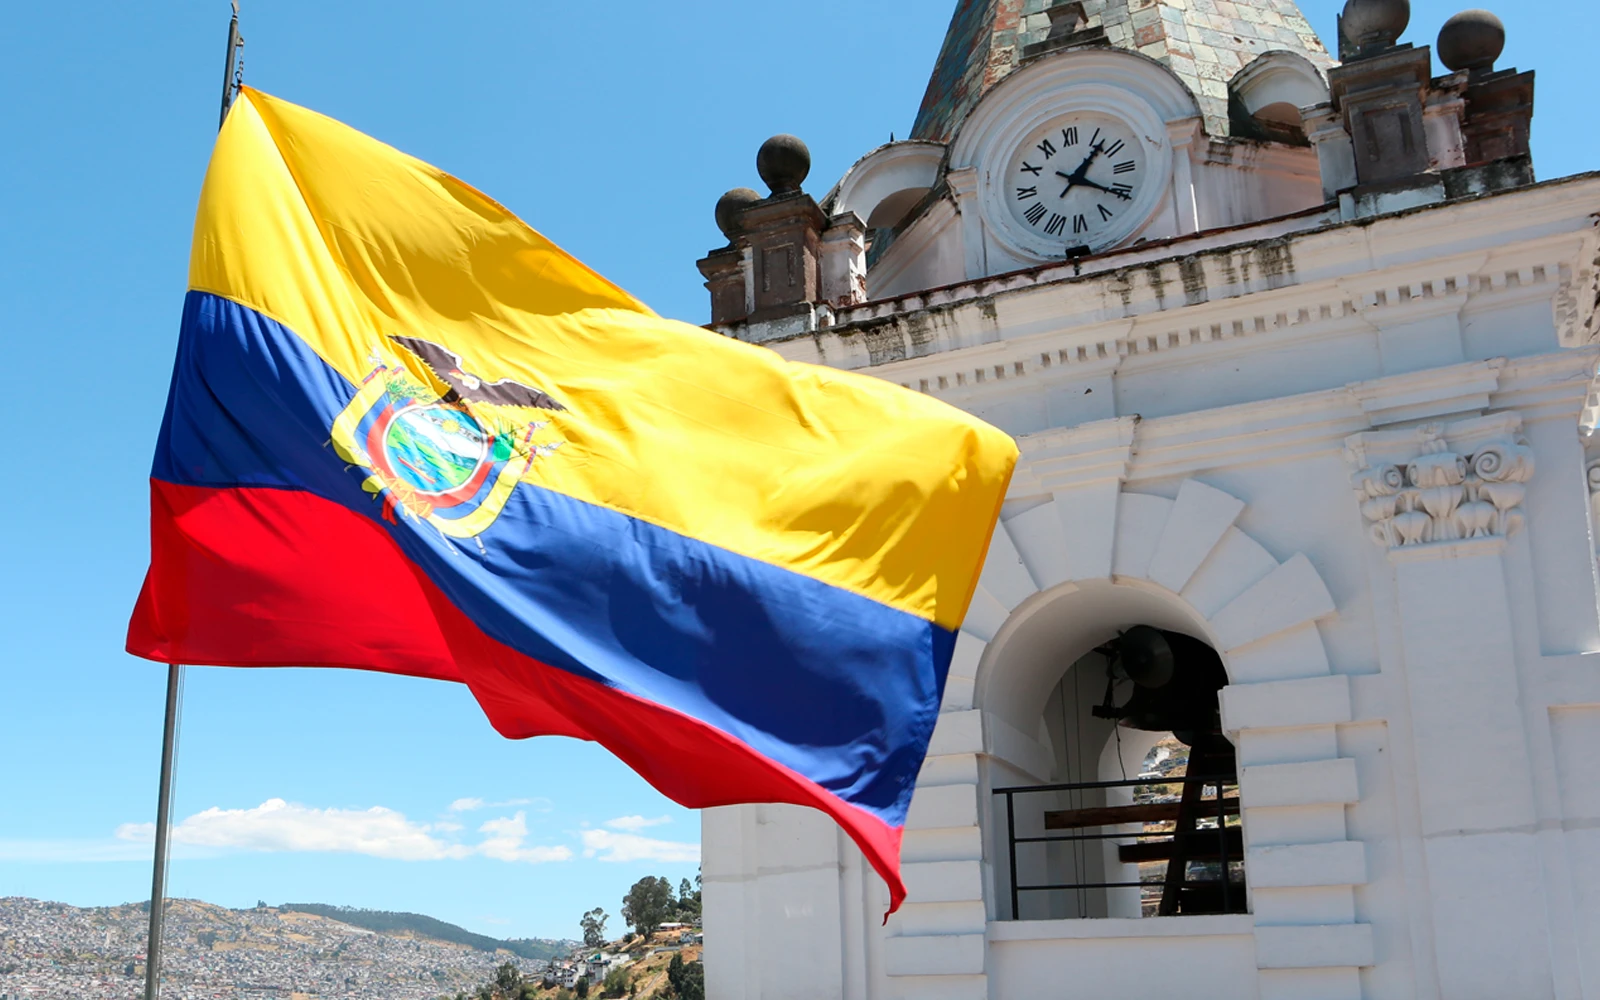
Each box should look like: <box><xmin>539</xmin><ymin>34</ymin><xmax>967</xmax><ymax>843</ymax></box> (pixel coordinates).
<box><xmin>757</xmin><ymin>134</ymin><xmax>810</xmax><ymax>196</ymax></box>
<box><xmin>714</xmin><ymin>187</ymin><xmax>761</xmax><ymax>241</ymax></box>
<box><xmin>1341</xmin><ymin>0</ymin><xmax>1410</xmax><ymax>53</ymax></box>
<box><xmin>1437</xmin><ymin>9</ymin><xmax>1505</xmax><ymax>73</ymax></box>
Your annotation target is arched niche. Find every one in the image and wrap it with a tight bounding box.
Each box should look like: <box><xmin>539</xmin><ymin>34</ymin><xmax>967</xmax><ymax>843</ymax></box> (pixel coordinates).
<box><xmin>1228</xmin><ymin>50</ymin><xmax>1329</xmax><ymax>143</ymax></box>
<box><xmin>976</xmin><ymin>580</ymin><xmax>1236</xmax><ymax>920</ymax></box>
<box><xmin>944</xmin><ymin>479</ymin><xmax>1340</xmax><ymax>922</ymax></box>
<box><xmin>824</xmin><ymin>141</ymin><xmax>944</xmax><ymax>234</ymax></box>
<box><xmin>976</xmin><ymin>578</ymin><xmax>1222</xmax><ymax>735</ymax></box>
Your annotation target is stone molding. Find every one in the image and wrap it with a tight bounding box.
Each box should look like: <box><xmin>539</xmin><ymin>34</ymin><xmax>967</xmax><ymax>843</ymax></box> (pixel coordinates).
<box><xmin>772</xmin><ymin>245</ymin><xmax>1568</xmax><ymax>409</ymax></box>
<box><xmin>1346</xmin><ymin>416</ymin><xmax>1534</xmax><ymax>552</ymax></box>
<box><xmin>740</xmin><ymin>177</ymin><xmax>1596</xmax><ymax>374</ymax></box>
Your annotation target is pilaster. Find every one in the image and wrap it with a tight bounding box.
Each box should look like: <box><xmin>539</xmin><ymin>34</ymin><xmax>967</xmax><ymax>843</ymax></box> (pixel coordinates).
<box><xmin>1345</xmin><ymin>414</ymin><xmax>1556</xmax><ymax>999</ymax></box>
<box><xmin>1166</xmin><ymin>117</ymin><xmax>1202</xmax><ymax>236</ymax></box>
<box><xmin>819</xmin><ymin>212</ymin><xmax>867</xmax><ymax>308</ymax></box>
<box><xmin>946</xmin><ymin>166</ymin><xmax>987</xmax><ymax>282</ymax></box>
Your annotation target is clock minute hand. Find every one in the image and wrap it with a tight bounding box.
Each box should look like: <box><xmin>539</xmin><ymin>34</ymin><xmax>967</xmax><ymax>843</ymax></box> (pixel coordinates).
<box><xmin>1077</xmin><ymin>176</ymin><xmax>1133</xmax><ymax>201</ymax></box>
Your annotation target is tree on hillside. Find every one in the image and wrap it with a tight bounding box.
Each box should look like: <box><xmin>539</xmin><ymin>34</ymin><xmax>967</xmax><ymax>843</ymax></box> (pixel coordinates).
<box><xmin>621</xmin><ymin>876</ymin><xmax>675</xmax><ymax>939</ymax></box>
<box><xmin>580</xmin><ymin>907</ymin><xmax>609</xmax><ymax>948</ymax></box>
<box><xmin>492</xmin><ymin>961</ymin><xmax>522</xmax><ymax>998</ymax></box>
<box><xmin>674</xmin><ymin>877</ymin><xmax>701</xmax><ymax>921</ymax></box>
<box><xmin>665</xmin><ymin>952</ymin><xmax>705</xmax><ymax>1000</ymax></box>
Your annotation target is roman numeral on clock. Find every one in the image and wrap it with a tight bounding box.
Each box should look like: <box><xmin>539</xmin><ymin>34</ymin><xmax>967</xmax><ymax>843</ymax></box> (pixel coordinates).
<box><xmin>1044</xmin><ymin>213</ymin><xmax>1067</xmax><ymax>236</ymax></box>
<box><xmin>1024</xmin><ymin>202</ymin><xmax>1047</xmax><ymax>225</ymax></box>
<box><xmin>1015</xmin><ymin>186</ymin><xmax>1038</xmax><ymax>201</ymax></box>
<box><xmin>1103</xmin><ymin>139</ymin><xmax>1125</xmax><ymax>158</ymax></box>
<box><xmin>1037</xmin><ymin>138</ymin><xmax>1056</xmax><ymax>159</ymax></box>
<box><xmin>1073</xmin><ymin>214</ymin><xmax>1088</xmax><ymax>234</ymax></box>
<box><xmin>1062</xmin><ymin>126</ymin><xmax>1079</xmax><ymax>146</ymax></box>
<box><xmin>1111</xmin><ymin>182</ymin><xmax>1132</xmax><ymax>196</ymax></box>
<box><xmin>1020</xmin><ymin>161</ymin><xmax>1042</xmax><ymax>176</ymax></box>
<box><xmin>1113</xmin><ymin>160</ymin><xmax>1136</xmax><ymax>174</ymax></box>
<box><xmin>1098</xmin><ymin>203</ymin><xmax>1114</xmax><ymax>221</ymax></box>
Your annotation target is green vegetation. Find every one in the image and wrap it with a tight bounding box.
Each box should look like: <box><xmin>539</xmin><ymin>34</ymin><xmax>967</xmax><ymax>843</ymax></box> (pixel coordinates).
<box><xmin>580</xmin><ymin>908</ymin><xmax>608</xmax><ymax>948</ymax></box>
<box><xmin>664</xmin><ymin>953</ymin><xmax>704</xmax><ymax>1000</ymax></box>
<box><xmin>280</xmin><ymin>904</ymin><xmax>572</xmax><ymax>961</ymax></box>
<box><xmin>619</xmin><ymin>872</ymin><xmax>700</xmax><ymax>942</ymax></box>
<box><xmin>621</xmin><ymin>878</ymin><xmax>675</xmax><ymax>940</ymax></box>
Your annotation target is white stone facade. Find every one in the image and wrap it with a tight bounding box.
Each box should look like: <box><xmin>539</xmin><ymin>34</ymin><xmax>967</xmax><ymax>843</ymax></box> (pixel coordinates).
<box><xmin>703</xmin><ymin>170</ymin><xmax>1600</xmax><ymax>999</ymax></box>
<box><xmin>698</xmin><ymin>10</ymin><xmax>1596</xmax><ymax>999</ymax></box>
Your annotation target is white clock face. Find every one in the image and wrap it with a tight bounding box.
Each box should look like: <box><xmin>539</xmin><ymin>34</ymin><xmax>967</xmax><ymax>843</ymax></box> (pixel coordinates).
<box><xmin>1005</xmin><ymin>112</ymin><xmax>1147</xmax><ymax>249</ymax></box>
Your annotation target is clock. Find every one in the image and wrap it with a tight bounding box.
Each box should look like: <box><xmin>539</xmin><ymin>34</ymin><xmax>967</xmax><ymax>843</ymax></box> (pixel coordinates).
<box><xmin>1004</xmin><ymin>111</ymin><xmax>1151</xmax><ymax>251</ymax></box>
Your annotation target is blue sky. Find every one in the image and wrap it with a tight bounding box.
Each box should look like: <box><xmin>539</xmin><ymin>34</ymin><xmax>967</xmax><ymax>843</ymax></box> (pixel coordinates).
<box><xmin>1</xmin><ymin>0</ymin><xmax>1594</xmax><ymax>942</ymax></box>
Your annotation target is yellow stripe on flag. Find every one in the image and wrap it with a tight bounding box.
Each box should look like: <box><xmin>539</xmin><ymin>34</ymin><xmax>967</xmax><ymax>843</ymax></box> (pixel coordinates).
<box><xmin>187</xmin><ymin>88</ymin><xmax>1017</xmax><ymax>629</ymax></box>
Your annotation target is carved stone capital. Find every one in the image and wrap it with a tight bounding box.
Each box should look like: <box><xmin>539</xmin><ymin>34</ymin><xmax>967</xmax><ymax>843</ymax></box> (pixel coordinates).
<box><xmin>1554</xmin><ymin>215</ymin><xmax>1600</xmax><ymax>350</ymax></box>
<box><xmin>1345</xmin><ymin>415</ymin><xmax>1533</xmax><ymax>551</ymax></box>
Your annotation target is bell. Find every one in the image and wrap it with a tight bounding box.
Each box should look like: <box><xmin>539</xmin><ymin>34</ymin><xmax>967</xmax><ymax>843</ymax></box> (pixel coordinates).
<box><xmin>1093</xmin><ymin>627</ymin><xmax>1229</xmax><ymax>732</ymax></box>
<box><xmin>1118</xmin><ymin>625</ymin><xmax>1175</xmax><ymax>689</ymax></box>
<box><xmin>1113</xmin><ymin>685</ymin><xmax>1177</xmax><ymax>731</ymax></box>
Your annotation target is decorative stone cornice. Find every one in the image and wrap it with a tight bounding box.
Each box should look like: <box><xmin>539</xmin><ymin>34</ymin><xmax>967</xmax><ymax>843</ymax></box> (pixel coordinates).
<box><xmin>1345</xmin><ymin>415</ymin><xmax>1533</xmax><ymax>551</ymax></box>
<box><xmin>1013</xmin><ymin>415</ymin><xmax>1139</xmax><ymax>492</ymax></box>
<box><xmin>1344</xmin><ymin>358</ymin><xmax>1504</xmax><ymax>426</ymax></box>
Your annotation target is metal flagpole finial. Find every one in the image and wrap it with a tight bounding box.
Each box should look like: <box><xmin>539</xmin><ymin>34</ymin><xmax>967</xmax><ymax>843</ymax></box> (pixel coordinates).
<box><xmin>219</xmin><ymin>2</ymin><xmax>244</xmax><ymax>129</ymax></box>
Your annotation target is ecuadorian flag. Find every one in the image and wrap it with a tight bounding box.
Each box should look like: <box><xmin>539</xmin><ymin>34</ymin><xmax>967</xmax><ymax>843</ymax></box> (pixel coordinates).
<box><xmin>127</xmin><ymin>88</ymin><xmax>1017</xmax><ymax>910</ymax></box>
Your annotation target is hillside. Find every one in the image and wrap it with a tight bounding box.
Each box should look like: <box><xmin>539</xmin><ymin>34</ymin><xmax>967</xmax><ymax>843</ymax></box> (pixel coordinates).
<box><xmin>0</xmin><ymin>896</ymin><xmax>574</xmax><ymax>1000</ymax></box>
<box><xmin>280</xmin><ymin>904</ymin><xmax>571</xmax><ymax>961</ymax></box>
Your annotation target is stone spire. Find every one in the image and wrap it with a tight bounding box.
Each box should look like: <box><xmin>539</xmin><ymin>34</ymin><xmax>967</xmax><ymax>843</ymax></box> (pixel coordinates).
<box><xmin>910</xmin><ymin>0</ymin><xmax>1333</xmax><ymax>141</ymax></box>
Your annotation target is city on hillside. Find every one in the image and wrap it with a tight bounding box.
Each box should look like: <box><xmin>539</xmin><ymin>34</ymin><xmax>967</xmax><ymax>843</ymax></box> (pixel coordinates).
<box><xmin>0</xmin><ymin>875</ymin><xmax>703</xmax><ymax>1000</ymax></box>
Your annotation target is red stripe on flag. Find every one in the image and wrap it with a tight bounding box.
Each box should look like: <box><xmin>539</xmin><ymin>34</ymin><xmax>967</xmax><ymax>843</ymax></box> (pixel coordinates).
<box><xmin>128</xmin><ymin>479</ymin><xmax>908</xmax><ymax>911</ymax></box>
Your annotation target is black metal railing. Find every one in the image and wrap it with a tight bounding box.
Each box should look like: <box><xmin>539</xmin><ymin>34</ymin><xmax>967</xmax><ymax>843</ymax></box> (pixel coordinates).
<box><xmin>993</xmin><ymin>773</ymin><xmax>1244</xmax><ymax>920</ymax></box>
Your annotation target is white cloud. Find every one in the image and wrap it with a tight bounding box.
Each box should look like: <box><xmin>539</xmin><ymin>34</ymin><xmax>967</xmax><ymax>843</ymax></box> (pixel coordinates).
<box><xmin>108</xmin><ymin>799</ymin><xmax>570</xmax><ymax>865</ymax></box>
<box><xmin>477</xmin><ymin>812</ymin><xmax>573</xmax><ymax>864</ymax></box>
<box><xmin>448</xmin><ymin>797</ymin><xmax>540</xmax><ymax>813</ymax></box>
<box><xmin>603</xmin><ymin>815</ymin><xmax>671</xmax><ymax>832</ymax></box>
<box><xmin>116</xmin><ymin>799</ymin><xmax>470</xmax><ymax>862</ymax></box>
<box><xmin>580</xmin><ymin>829</ymin><xmax>699</xmax><ymax>864</ymax></box>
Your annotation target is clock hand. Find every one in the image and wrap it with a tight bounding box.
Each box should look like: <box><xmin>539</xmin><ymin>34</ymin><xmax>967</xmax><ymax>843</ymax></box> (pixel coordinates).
<box><xmin>1054</xmin><ymin>142</ymin><xmax>1107</xmax><ymax>198</ymax></box>
<box><xmin>1077</xmin><ymin>176</ymin><xmax>1133</xmax><ymax>201</ymax></box>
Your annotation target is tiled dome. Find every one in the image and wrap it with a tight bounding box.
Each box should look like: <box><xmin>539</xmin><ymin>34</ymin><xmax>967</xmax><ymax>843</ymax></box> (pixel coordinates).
<box><xmin>910</xmin><ymin>0</ymin><xmax>1333</xmax><ymax>142</ymax></box>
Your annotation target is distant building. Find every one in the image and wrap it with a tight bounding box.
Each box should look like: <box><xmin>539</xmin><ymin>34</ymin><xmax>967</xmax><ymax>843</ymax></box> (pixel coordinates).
<box><xmin>695</xmin><ymin>0</ymin><xmax>1595</xmax><ymax>998</ymax></box>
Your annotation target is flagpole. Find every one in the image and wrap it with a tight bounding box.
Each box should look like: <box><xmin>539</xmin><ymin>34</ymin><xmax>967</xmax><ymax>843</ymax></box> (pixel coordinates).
<box><xmin>143</xmin><ymin>11</ymin><xmax>241</xmax><ymax>999</ymax></box>
<box><xmin>142</xmin><ymin>663</ymin><xmax>184</xmax><ymax>1000</ymax></box>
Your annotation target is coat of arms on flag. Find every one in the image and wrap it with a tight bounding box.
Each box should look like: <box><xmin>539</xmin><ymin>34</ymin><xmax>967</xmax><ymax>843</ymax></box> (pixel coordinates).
<box><xmin>330</xmin><ymin>336</ymin><xmax>565</xmax><ymax>540</ymax></box>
